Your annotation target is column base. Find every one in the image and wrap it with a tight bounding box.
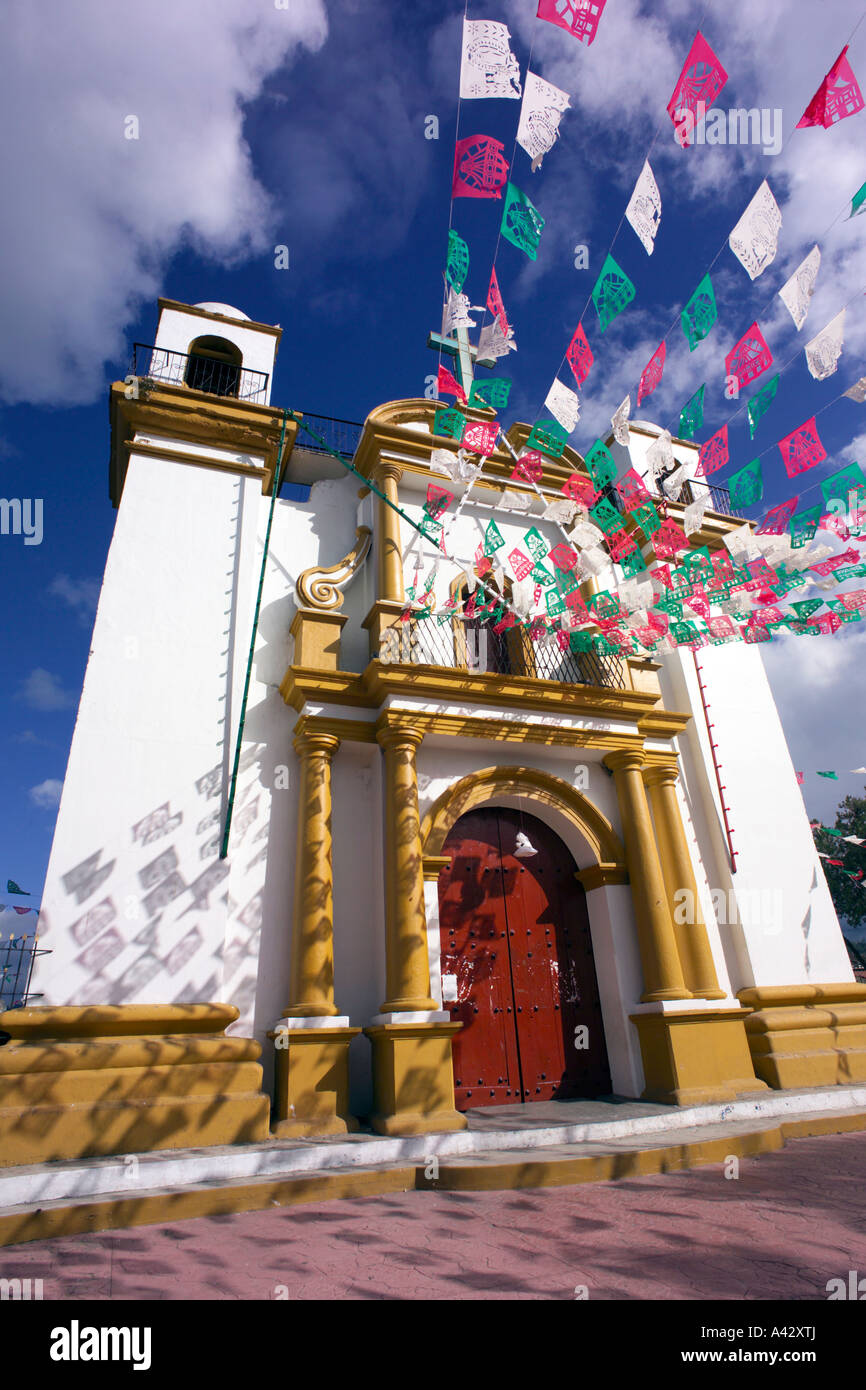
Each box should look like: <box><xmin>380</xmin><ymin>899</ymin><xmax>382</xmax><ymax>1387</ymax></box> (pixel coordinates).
<box><xmin>738</xmin><ymin>984</ymin><xmax>866</xmax><ymax>1089</ymax></box>
<box><xmin>364</xmin><ymin>1022</ymin><xmax>468</xmax><ymax>1136</ymax></box>
<box><xmin>0</xmin><ymin>1004</ymin><xmax>271</xmax><ymax>1167</ymax></box>
<box><xmin>631</xmin><ymin>1008</ymin><xmax>769</xmax><ymax>1107</ymax></box>
<box><xmin>640</xmin><ymin>989</ymin><xmax>694</xmax><ymax>1003</ymax></box>
<box><xmin>268</xmin><ymin>1025</ymin><xmax>362</xmax><ymax>1138</ymax></box>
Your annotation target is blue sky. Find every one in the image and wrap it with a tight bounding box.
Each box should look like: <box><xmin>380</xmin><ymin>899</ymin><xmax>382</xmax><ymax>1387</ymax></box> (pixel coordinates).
<box><xmin>2</xmin><ymin>0</ymin><xmax>866</xmax><ymax>904</ymax></box>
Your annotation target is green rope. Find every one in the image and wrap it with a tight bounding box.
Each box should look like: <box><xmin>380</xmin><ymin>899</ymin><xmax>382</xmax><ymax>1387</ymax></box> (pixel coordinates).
<box><xmin>220</xmin><ymin>409</ymin><xmax>289</xmax><ymax>860</ymax></box>
<box><xmin>285</xmin><ymin>409</ymin><xmax>446</xmax><ymax>551</ymax></box>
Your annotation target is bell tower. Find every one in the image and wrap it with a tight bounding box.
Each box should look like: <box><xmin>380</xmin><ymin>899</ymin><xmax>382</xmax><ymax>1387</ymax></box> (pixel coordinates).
<box><xmin>4</xmin><ymin>299</ymin><xmax>299</xmax><ymax>1166</ymax></box>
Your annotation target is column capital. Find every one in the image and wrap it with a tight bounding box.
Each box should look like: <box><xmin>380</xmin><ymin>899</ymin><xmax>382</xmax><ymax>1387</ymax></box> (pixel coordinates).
<box><xmin>293</xmin><ymin>718</ymin><xmax>341</xmax><ymax>758</ymax></box>
<box><xmin>642</xmin><ymin>761</ymin><xmax>680</xmax><ymax>790</ymax></box>
<box><xmin>376</xmin><ymin>715</ymin><xmax>425</xmax><ymax>752</ymax></box>
<box><xmin>376</xmin><ymin>726</ymin><xmax>425</xmax><ymax>753</ymax></box>
<box><xmin>372</xmin><ymin>460</ymin><xmax>404</xmax><ymax>487</ymax></box>
<box><xmin>603</xmin><ymin>749</ymin><xmax>646</xmax><ymax>775</ymax></box>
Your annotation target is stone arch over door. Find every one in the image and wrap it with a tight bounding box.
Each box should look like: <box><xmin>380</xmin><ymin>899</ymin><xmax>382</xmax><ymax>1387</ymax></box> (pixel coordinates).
<box><xmin>421</xmin><ymin>765</ymin><xmax>627</xmax><ymax>879</ymax></box>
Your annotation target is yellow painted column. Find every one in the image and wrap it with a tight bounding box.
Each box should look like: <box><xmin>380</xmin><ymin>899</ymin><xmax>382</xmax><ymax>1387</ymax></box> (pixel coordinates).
<box><xmin>283</xmin><ymin>725</ymin><xmax>341</xmax><ymax>1018</ymax></box>
<box><xmin>376</xmin><ymin>723</ymin><xmax>437</xmax><ymax>1012</ymax></box>
<box><xmin>643</xmin><ymin>762</ymin><xmax>725</xmax><ymax>1000</ymax></box>
<box><xmin>374</xmin><ymin>462</ymin><xmax>405</xmax><ymax>604</ymax></box>
<box><xmin>603</xmin><ymin>750</ymin><xmax>691</xmax><ymax>1002</ymax></box>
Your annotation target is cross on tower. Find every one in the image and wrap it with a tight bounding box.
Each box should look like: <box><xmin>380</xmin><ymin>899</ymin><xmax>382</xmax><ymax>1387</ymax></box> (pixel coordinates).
<box><xmin>426</xmin><ymin>318</ymin><xmax>497</xmax><ymax>396</ymax></box>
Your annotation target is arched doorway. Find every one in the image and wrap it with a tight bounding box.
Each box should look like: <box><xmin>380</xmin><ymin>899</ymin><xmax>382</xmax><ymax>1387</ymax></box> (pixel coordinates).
<box><xmin>438</xmin><ymin>807</ymin><xmax>612</xmax><ymax>1109</ymax></box>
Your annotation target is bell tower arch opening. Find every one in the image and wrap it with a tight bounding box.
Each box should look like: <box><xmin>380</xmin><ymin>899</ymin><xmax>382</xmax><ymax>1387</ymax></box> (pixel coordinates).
<box><xmin>184</xmin><ymin>334</ymin><xmax>243</xmax><ymax>398</ymax></box>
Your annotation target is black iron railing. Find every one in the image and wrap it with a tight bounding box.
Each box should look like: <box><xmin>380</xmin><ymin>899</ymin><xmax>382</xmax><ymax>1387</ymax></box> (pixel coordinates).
<box><xmin>292</xmin><ymin>412</ymin><xmax>364</xmax><ymax>460</ymax></box>
<box><xmin>383</xmin><ymin>615</ymin><xmax>626</xmax><ymax>690</ymax></box>
<box><xmin>679</xmin><ymin>479</ymin><xmax>735</xmax><ymax>518</ymax></box>
<box><xmin>601</xmin><ymin>477</ymin><xmax>736</xmax><ymax>519</ymax></box>
<box><xmin>0</xmin><ymin>938</ymin><xmax>50</xmax><ymax>1010</ymax></box>
<box><xmin>131</xmin><ymin>344</ymin><xmax>270</xmax><ymax>404</ymax></box>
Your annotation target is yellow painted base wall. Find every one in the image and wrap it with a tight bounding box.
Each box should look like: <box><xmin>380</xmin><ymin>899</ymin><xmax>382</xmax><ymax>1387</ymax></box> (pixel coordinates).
<box><xmin>0</xmin><ymin>1003</ymin><xmax>271</xmax><ymax>1167</ymax></box>
<box><xmin>739</xmin><ymin>984</ymin><xmax>866</xmax><ymax>1089</ymax></box>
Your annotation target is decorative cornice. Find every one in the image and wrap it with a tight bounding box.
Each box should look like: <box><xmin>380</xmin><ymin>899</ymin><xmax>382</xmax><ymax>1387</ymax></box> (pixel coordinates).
<box><xmin>280</xmin><ymin>659</ymin><xmax>664</xmax><ymax>734</ymax></box>
<box><xmin>637</xmin><ymin>709</ymin><xmax>692</xmax><ymax>739</ymax></box>
<box><xmin>296</xmin><ymin>527</ymin><xmax>372</xmax><ymax>611</ymax></box>
<box><xmin>109</xmin><ymin>382</ymin><xmax>295</xmax><ymax>505</ymax></box>
<box><xmin>351</xmin><ymin>400</ymin><xmax>591</xmax><ymax>494</ymax></box>
<box><xmin>121</xmin><ymin>439</ymin><xmax>267</xmax><ymax>482</ymax></box>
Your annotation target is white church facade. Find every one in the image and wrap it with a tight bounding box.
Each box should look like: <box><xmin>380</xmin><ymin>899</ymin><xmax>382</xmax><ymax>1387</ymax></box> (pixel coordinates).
<box><xmin>2</xmin><ymin>295</ymin><xmax>864</xmax><ymax>1165</ymax></box>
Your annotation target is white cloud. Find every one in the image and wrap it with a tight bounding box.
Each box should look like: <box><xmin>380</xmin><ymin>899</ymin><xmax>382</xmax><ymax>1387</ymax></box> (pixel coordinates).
<box><xmin>48</xmin><ymin>574</ymin><xmax>100</xmax><ymax>623</ymax></box>
<box><xmin>29</xmin><ymin>779</ymin><xmax>62</xmax><ymax>810</ymax></box>
<box><xmin>15</xmin><ymin>668</ymin><xmax>76</xmax><ymax>711</ymax></box>
<box><xmin>0</xmin><ymin>0</ymin><xmax>327</xmax><ymax>406</ymax></box>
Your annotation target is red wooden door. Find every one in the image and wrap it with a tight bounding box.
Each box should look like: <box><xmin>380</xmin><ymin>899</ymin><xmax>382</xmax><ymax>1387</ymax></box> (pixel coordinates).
<box><xmin>438</xmin><ymin>808</ymin><xmax>611</xmax><ymax>1109</ymax></box>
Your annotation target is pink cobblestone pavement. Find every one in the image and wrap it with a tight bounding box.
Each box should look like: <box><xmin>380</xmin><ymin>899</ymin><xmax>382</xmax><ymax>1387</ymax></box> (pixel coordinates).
<box><xmin>2</xmin><ymin>1133</ymin><xmax>865</xmax><ymax>1300</ymax></box>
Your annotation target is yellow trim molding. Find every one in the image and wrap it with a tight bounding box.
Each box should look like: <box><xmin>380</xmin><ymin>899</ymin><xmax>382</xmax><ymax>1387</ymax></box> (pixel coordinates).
<box><xmin>281</xmin><ymin>657</ymin><xmax>673</xmax><ymax>726</ymax></box>
<box><xmin>423</xmin><ymin>854</ymin><xmax>453</xmax><ymax>881</ymax></box>
<box><xmin>575</xmin><ymin>863</ymin><xmax>629</xmax><ymax>891</ymax></box>
<box><xmin>2</xmin><ymin>1112</ymin><xmax>865</xmax><ymax>1246</ymax></box>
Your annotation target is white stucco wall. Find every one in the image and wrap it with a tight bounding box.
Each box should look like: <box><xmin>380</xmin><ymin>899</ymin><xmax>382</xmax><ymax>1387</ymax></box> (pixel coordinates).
<box><xmin>659</xmin><ymin>643</ymin><xmax>850</xmax><ymax>989</ymax></box>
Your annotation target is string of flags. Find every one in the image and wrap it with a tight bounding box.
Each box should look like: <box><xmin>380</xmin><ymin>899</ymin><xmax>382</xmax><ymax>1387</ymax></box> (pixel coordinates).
<box><xmin>416</xmin><ymin>9</ymin><xmax>866</xmax><ymax>655</ymax></box>
<box><xmin>798</xmin><ymin>768</ymin><xmax>866</xmax><ymax>783</ymax></box>
<box><xmin>1</xmin><ymin>881</ymin><xmax>37</xmax><ymax>916</ymax></box>
<box><xmin>811</xmin><ymin>818</ymin><xmax>866</xmax><ymax>881</ymax></box>
<box><xmin>443</xmin><ymin>13</ymin><xmax>866</xmax><ymax>535</ymax></box>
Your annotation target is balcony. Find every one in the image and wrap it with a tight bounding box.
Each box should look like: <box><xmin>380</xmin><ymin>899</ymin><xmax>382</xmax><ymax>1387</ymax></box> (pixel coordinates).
<box><xmin>602</xmin><ymin>477</ymin><xmax>737</xmax><ymax>520</ymax></box>
<box><xmin>291</xmin><ymin>412</ymin><xmax>364</xmax><ymax>460</ymax></box>
<box><xmin>131</xmin><ymin>343</ymin><xmax>270</xmax><ymax>405</ymax></box>
<box><xmin>390</xmin><ymin>614</ymin><xmax>627</xmax><ymax>691</ymax></box>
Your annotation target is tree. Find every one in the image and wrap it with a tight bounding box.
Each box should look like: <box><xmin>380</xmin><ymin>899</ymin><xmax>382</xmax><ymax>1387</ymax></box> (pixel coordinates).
<box><xmin>813</xmin><ymin>787</ymin><xmax>866</xmax><ymax>930</ymax></box>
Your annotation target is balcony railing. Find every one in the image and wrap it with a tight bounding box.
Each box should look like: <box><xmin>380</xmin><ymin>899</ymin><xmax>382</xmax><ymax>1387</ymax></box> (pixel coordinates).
<box><xmin>678</xmin><ymin>478</ymin><xmax>736</xmax><ymax>518</ymax></box>
<box><xmin>0</xmin><ymin>938</ymin><xmax>50</xmax><ymax>1010</ymax></box>
<box><xmin>386</xmin><ymin>615</ymin><xmax>626</xmax><ymax>691</ymax></box>
<box><xmin>131</xmin><ymin>344</ymin><xmax>270</xmax><ymax>404</ymax></box>
<box><xmin>292</xmin><ymin>412</ymin><xmax>364</xmax><ymax>460</ymax></box>
<box><xmin>602</xmin><ymin>477</ymin><xmax>737</xmax><ymax>519</ymax></box>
